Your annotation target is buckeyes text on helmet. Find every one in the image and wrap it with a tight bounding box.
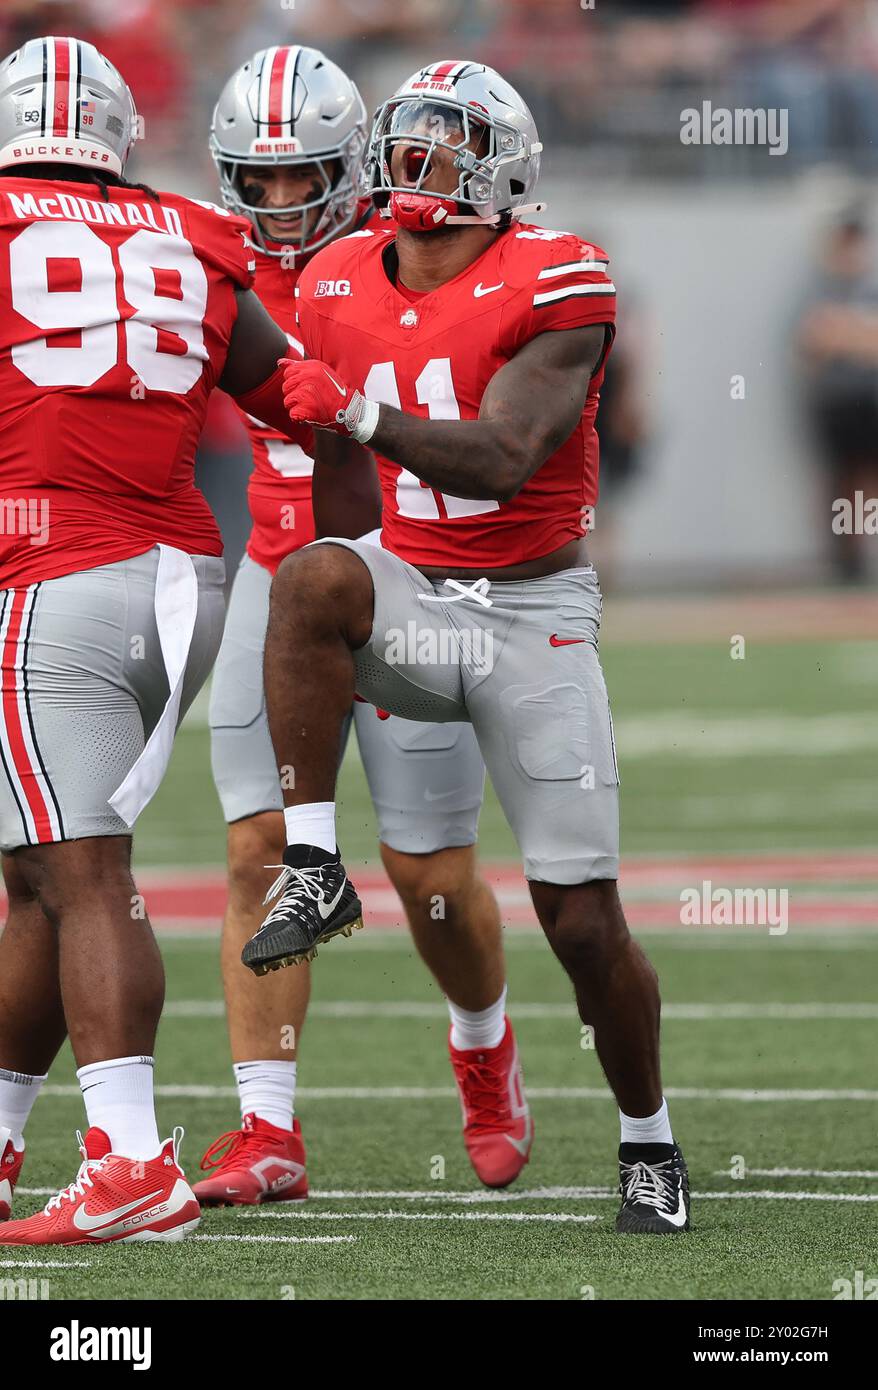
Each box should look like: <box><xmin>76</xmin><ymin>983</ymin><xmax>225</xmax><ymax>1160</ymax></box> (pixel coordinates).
<box><xmin>0</xmin><ymin>35</ymin><xmax>139</xmax><ymax>177</ymax></box>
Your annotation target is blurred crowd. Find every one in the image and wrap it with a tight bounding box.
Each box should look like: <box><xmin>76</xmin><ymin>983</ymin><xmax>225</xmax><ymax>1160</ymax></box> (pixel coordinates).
<box><xmin>4</xmin><ymin>0</ymin><xmax>878</xmax><ymax>185</ymax></box>
<box><xmin>4</xmin><ymin>0</ymin><xmax>876</xmax><ymax>587</ymax></box>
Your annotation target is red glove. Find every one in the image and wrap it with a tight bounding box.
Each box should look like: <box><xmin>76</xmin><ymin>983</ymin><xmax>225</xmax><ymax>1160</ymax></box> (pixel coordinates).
<box><xmin>280</xmin><ymin>357</ymin><xmax>379</xmax><ymax>443</ymax></box>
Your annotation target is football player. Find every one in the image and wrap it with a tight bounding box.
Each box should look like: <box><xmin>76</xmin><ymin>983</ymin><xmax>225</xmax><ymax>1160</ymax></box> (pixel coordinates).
<box><xmin>0</xmin><ymin>36</ymin><xmax>299</xmax><ymax>1245</ymax></box>
<box><xmin>194</xmin><ymin>47</ymin><xmax>531</xmax><ymax>1206</ymax></box>
<box><xmin>247</xmin><ymin>61</ymin><xmax>690</xmax><ymax>1234</ymax></box>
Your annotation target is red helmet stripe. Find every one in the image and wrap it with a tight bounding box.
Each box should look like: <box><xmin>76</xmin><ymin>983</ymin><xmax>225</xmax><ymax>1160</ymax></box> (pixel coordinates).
<box><xmin>429</xmin><ymin>61</ymin><xmax>458</xmax><ymax>82</ymax></box>
<box><xmin>52</xmin><ymin>37</ymin><xmax>71</xmax><ymax>137</ymax></box>
<box><xmin>267</xmin><ymin>46</ymin><xmax>291</xmax><ymax>137</ymax></box>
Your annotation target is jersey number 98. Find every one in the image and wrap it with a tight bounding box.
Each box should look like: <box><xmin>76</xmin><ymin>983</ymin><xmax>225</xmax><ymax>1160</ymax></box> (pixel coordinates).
<box><xmin>8</xmin><ymin>221</ymin><xmax>208</xmax><ymax>392</ymax></box>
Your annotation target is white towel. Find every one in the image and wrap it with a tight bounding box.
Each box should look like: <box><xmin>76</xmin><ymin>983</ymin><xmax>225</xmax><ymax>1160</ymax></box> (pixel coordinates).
<box><xmin>109</xmin><ymin>544</ymin><xmax>198</xmax><ymax>827</ymax></box>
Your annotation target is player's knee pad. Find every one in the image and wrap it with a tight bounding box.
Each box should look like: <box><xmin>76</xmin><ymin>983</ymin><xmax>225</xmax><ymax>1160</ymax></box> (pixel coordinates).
<box><xmin>500</xmin><ymin>677</ymin><xmax>618</xmax><ymax>790</ymax></box>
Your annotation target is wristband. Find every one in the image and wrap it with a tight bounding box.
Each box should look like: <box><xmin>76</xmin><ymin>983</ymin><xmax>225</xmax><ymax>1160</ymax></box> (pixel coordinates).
<box><xmin>337</xmin><ymin>391</ymin><xmax>380</xmax><ymax>445</ymax></box>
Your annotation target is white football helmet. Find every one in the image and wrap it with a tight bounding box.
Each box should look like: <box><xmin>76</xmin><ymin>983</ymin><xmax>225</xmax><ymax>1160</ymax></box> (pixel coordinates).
<box><xmin>210</xmin><ymin>46</ymin><xmax>367</xmax><ymax>259</ymax></box>
<box><xmin>364</xmin><ymin>59</ymin><xmax>544</xmax><ymax>232</ymax></box>
<box><xmin>0</xmin><ymin>35</ymin><xmax>138</xmax><ymax>176</ymax></box>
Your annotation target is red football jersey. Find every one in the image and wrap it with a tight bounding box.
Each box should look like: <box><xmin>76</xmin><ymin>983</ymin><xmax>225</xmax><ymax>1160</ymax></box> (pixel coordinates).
<box><xmin>243</xmin><ymin>201</ymin><xmax>382</xmax><ymax>574</ymax></box>
<box><xmin>294</xmin><ymin>222</ymin><xmax>616</xmax><ymax>569</ymax></box>
<box><xmin>241</xmin><ymin>250</ymin><xmax>314</xmax><ymax>572</ymax></box>
<box><xmin>0</xmin><ymin>176</ymin><xmax>255</xmax><ymax>587</ymax></box>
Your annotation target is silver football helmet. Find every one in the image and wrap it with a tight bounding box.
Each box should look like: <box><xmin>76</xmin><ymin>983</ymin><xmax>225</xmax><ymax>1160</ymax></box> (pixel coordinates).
<box><xmin>0</xmin><ymin>35</ymin><xmax>138</xmax><ymax>176</ymax></box>
<box><xmin>364</xmin><ymin>60</ymin><xmax>543</xmax><ymax>232</ymax></box>
<box><xmin>210</xmin><ymin>46</ymin><xmax>367</xmax><ymax>259</ymax></box>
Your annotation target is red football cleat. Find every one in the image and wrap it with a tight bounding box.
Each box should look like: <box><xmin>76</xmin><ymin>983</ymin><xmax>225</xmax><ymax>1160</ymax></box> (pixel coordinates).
<box><xmin>193</xmin><ymin>1113</ymin><xmax>308</xmax><ymax>1206</ymax></box>
<box><xmin>449</xmin><ymin>1017</ymin><xmax>533</xmax><ymax>1188</ymax></box>
<box><xmin>0</xmin><ymin>1127</ymin><xmax>26</xmax><ymax>1221</ymax></box>
<box><xmin>0</xmin><ymin>1126</ymin><xmax>200</xmax><ymax>1245</ymax></box>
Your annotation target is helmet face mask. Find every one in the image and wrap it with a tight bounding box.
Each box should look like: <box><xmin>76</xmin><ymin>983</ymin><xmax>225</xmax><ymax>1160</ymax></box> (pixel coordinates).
<box><xmin>380</xmin><ymin>99</ymin><xmax>493</xmax><ymax>203</ymax></box>
<box><xmin>365</xmin><ymin>61</ymin><xmax>542</xmax><ymax>232</ymax></box>
<box><xmin>214</xmin><ymin>137</ymin><xmax>360</xmax><ymax>258</ymax></box>
<box><xmin>237</xmin><ymin>157</ymin><xmax>339</xmax><ymax>247</ymax></box>
<box><xmin>210</xmin><ymin>47</ymin><xmax>367</xmax><ymax>261</ymax></box>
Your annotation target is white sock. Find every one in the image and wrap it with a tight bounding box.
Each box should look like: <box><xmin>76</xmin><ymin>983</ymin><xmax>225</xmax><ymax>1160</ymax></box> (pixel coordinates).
<box><xmin>76</xmin><ymin>1055</ymin><xmax>161</xmax><ymax>1161</ymax></box>
<box><xmin>233</xmin><ymin>1061</ymin><xmax>297</xmax><ymax>1131</ymax></box>
<box><xmin>448</xmin><ymin>987</ymin><xmax>508</xmax><ymax>1051</ymax></box>
<box><xmin>283</xmin><ymin>803</ymin><xmax>336</xmax><ymax>855</ymax></box>
<box><xmin>619</xmin><ymin>1098</ymin><xmax>673</xmax><ymax>1146</ymax></box>
<box><xmin>0</xmin><ymin>1067</ymin><xmax>47</xmax><ymax>1148</ymax></box>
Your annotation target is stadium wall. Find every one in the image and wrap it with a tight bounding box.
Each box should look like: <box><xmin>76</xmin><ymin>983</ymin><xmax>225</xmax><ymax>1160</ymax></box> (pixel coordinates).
<box><xmin>541</xmin><ymin>173</ymin><xmax>845</xmax><ymax>590</ymax></box>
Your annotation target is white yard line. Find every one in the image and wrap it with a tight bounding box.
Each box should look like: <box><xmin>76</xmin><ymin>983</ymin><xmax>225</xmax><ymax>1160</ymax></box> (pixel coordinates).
<box><xmin>182</xmin><ymin>702</ymin><xmax>878</xmax><ymax>755</ymax></box>
<box><xmin>713</xmin><ymin>1168</ymin><xmax>878</xmax><ymax>1179</ymax></box>
<box><xmin>242</xmin><ymin>1190</ymin><xmax>878</xmax><ymax>1216</ymax></box>
<box><xmin>247</xmin><ymin>1189</ymin><xmax>878</xmax><ymax>1206</ymax></box>
<box><xmin>305</xmin><ymin>1188</ymin><xmax>612</xmax><ymax>1202</ymax></box>
<box><xmin>191</xmin><ymin>1234</ymin><xmax>356</xmax><ymax>1245</ymax></box>
<box><xmin>693</xmin><ymin>1191</ymin><xmax>878</xmax><ymax>1203</ymax></box>
<box><xmin>38</xmin><ymin>1084</ymin><xmax>878</xmax><ymax>1101</ymax></box>
<box><xmin>162</xmin><ymin>1000</ymin><xmax>878</xmax><ymax>1021</ymax></box>
<box><xmin>14</xmin><ymin>1184</ymin><xmax>878</xmax><ymax>1212</ymax></box>
<box><xmin>244</xmin><ymin>1210</ymin><xmax>600</xmax><ymax>1224</ymax></box>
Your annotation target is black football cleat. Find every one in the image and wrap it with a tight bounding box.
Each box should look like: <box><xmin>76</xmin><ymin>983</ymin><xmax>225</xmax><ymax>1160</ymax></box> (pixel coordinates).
<box><xmin>616</xmin><ymin>1142</ymin><xmax>691</xmax><ymax>1234</ymax></box>
<box><xmin>241</xmin><ymin>844</ymin><xmax>364</xmax><ymax>975</ymax></box>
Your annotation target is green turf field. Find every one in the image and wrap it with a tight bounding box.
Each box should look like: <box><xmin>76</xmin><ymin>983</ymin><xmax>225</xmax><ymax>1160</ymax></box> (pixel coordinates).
<box><xmin>13</xmin><ymin>932</ymin><xmax>878</xmax><ymax>1300</ymax></box>
<box><xmin>133</xmin><ymin>634</ymin><xmax>878</xmax><ymax>868</ymax></box>
<box><xmin>6</xmin><ymin>628</ymin><xmax>878</xmax><ymax>1300</ymax></box>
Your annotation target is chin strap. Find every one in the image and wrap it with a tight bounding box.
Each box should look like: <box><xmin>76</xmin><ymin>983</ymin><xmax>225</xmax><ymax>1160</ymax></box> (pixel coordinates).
<box><xmin>443</xmin><ymin>202</ymin><xmax>547</xmax><ymax>226</ymax></box>
<box><xmin>381</xmin><ymin>199</ymin><xmax>547</xmax><ymax>229</ymax></box>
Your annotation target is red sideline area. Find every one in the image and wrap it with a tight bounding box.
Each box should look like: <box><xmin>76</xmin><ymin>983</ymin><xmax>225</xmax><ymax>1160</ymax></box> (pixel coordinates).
<box><xmin>1</xmin><ymin>852</ymin><xmax>872</xmax><ymax>932</ymax></box>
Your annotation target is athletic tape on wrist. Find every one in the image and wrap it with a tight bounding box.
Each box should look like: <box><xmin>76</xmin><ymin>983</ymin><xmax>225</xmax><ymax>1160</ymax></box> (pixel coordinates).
<box><xmin>337</xmin><ymin>391</ymin><xmax>379</xmax><ymax>445</ymax></box>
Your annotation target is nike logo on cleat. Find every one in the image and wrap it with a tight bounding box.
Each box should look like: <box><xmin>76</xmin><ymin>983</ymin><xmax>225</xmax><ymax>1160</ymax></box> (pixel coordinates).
<box><xmin>659</xmin><ymin>1192</ymin><xmax>689</xmax><ymax>1229</ymax></box>
<box><xmin>317</xmin><ymin>882</ymin><xmax>347</xmax><ymax>920</ymax></box>
<box><xmin>72</xmin><ymin>1188</ymin><xmax>164</xmax><ymax>1233</ymax></box>
<box><xmin>503</xmin><ymin>1130</ymin><xmax>532</xmax><ymax>1157</ymax></box>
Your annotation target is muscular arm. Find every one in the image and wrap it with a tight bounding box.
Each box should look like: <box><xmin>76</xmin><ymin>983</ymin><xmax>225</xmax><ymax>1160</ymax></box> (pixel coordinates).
<box><xmin>220</xmin><ymin>288</ymin><xmax>289</xmax><ymax>395</ymax></box>
<box><xmin>218</xmin><ymin>288</ymin><xmax>298</xmax><ymax>436</ymax></box>
<box><xmin>366</xmin><ymin>323</ymin><xmax>610</xmax><ymax>503</ymax></box>
<box><xmin>311</xmin><ymin>431</ymin><xmax>382</xmax><ymax>539</ymax></box>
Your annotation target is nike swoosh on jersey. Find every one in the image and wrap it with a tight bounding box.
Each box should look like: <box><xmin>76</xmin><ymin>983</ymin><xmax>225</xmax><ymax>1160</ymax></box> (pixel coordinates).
<box><xmin>317</xmin><ymin>881</ymin><xmax>347</xmax><ymax>920</ymax></box>
<box><xmin>72</xmin><ymin>1187</ymin><xmax>164</xmax><ymax>1233</ymax></box>
<box><xmin>473</xmin><ymin>281</ymin><xmax>504</xmax><ymax>298</ymax></box>
<box><xmin>548</xmin><ymin>634</ymin><xmax>586</xmax><ymax>647</ymax></box>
